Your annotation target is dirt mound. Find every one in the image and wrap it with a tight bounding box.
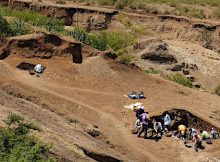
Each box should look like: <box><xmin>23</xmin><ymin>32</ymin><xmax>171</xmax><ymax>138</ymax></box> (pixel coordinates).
<box><xmin>0</xmin><ymin>33</ymin><xmax>82</xmax><ymax>63</ymax></box>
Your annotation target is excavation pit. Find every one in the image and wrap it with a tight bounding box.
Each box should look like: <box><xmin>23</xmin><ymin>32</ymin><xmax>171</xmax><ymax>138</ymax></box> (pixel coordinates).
<box><xmin>16</xmin><ymin>62</ymin><xmax>37</xmax><ymax>71</ymax></box>
<box><xmin>149</xmin><ymin>109</ymin><xmax>219</xmax><ymax>132</ymax></box>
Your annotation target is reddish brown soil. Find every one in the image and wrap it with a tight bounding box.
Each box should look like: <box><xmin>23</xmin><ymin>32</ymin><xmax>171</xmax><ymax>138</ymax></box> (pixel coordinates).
<box><xmin>0</xmin><ymin>51</ymin><xmax>220</xmax><ymax>161</ymax></box>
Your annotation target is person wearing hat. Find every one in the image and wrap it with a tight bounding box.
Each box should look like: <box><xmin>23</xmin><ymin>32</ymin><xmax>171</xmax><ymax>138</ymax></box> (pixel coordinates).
<box><xmin>174</xmin><ymin>124</ymin><xmax>187</xmax><ymax>140</ymax></box>
<box><xmin>178</xmin><ymin>124</ymin><xmax>187</xmax><ymax>140</ymax></box>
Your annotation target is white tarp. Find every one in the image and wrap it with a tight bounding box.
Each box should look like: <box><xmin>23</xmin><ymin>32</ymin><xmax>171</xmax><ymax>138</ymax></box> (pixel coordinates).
<box><xmin>123</xmin><ymin>102</ymin><xmax>143</xmax><ymax>110</ymax></box>
<box><xmin>34</xmin><ymin>64</ymin><xmax>43</xmax><ymax>73</ymax></box>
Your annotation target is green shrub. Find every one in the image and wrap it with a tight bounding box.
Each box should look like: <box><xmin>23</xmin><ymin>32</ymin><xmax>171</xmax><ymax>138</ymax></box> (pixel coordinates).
<box><xmin>0</xmin><ymin>15</ymin><xmax>11</xmax><ymax>37</ymax></box>
<box><xmin>9</xmin><ymin>18</ymin><xmax>31</xmax><ymax>36</ymax></box>
<box><xmin>116</xmin><ymin>48</ymin><xmax>135</xmax><ymax>64</ymax></box>
<box><xmin>0</xmin><ymin>6</ymin><xmax>64</xmax><ymax>32</ymax></box>
<box><xmin>172</xmin><ymin>6</ymin><xmax>206</xmax><ymax>19</ymax></box>
<box><xmin>0</xmin><ymin>113</ymin><xmax>54</xmax><ymax>162</ymax></box>
<box><xmin>70</xmin><ymin>28</ymin><xmax>135</xmax><ymax>51</ymax></box>
<box><xmin>145</xmin><ymin>67</ymin><xmax>160</xmax><ymax>74</ymax></box>
<box><xmin>215</xmin><ymin>85</ymin><xmax>220</xmax><ymax>96</ymax></box>
<box><xmin>115</xmin><ymin>0</ymin><xmax>129</xmax><ymax>9</ymax></box>
<box><xmin>166</xmin><ymin>73</ymin><xmax>193</xmax><ymax>88</ymax></box>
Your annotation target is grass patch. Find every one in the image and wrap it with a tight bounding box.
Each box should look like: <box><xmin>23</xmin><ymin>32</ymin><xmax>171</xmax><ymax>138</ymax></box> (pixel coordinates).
<box><xmin>0</xmin><ymin>15</ymin><xmax>31</xmax><ymax>37</ymax></box>
<box><xmin>172</xmin><ymin>5</ymin><xmax>206</xmax><ymax>19</ymax></box>
<box><xmin>145</xmin><ymin>67</ymin><xmax>160</xmax><ymax>74</ymax></box>
<box><xmin>70</xmin><ymin>27</ymin><xmax>135</xmax><ymax>51</ymax></box>
<box><xmin>69</xmin><ymin>27</ymin><xmax>136</xmax><ymax>64</ymax></box>
<box><xmin>212</xmin><ymin>6</ymin><xmax>220</xmax><ymax>18</ymax></box>
<box><xmin>0</xmin><ymin>5</ymin><xmax>64</xmax><ymax>32</ymax></box>
<box><xmin>116</xmin><ymin>14</ymin><xmax>148</xmax><ymax>36</ymax></box>
<box><xmin>215</xmin><ymin>85</ymin><xmax>220</xmax><ymax>96</ymax></box>
<box><xmin>166</xmin><ymin>73</ymin><xmax>193</xmax><ymax>88</ymax></box>
<box><xmin>0</xmin><ymin>113</ymin><xmax>54</xmax><ymax>161</ymax></box>
<box><xmin>56</xmin><ymin>0</ymin><xmax>66</xmax><ymax>4</ymax></box>
<box><xmin>73</xmin><ymin>0</ymin><xmax>220</xmax><ymax>8</ymax></box>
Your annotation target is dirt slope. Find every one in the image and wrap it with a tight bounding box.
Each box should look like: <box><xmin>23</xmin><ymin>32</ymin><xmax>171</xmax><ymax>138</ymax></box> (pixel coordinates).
<box><xmin>0</xmin><ymin>51</ymin><xmax>220</xmax><ymax>161</ymax></box>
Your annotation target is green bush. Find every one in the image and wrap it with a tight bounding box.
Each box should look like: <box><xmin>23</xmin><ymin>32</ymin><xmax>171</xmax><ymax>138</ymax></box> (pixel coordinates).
<box><xmin>0</xmin><ymin>6</ymin><xmax>64</xmax><ymax>32</ymax></box>
<box><xmin>0</xmin><ymin>113</ymin><xmax>54</xmax><ymax>162</ymax></box>
<box><xmin>215</xmin><ymin>85</ymin><xmax>220</xmax><ymax>96</ymax></box>
<box><xmin>145</xmin><ymin>67</ymin><xmax>160</xmax><ymax>74</ymax></box>
<box><xmin>166</xmin><ymin>73</ymin><xmax>193</xmax><ymax>88</ymax></box>
<box><xmin>172</xmin><ymin>6</ymin><xmax>206</xmax><ymax>19</ymax></box>
<box><xmin>70</xmin><ymin>28</ymin><xmax>135</xmax><ymax>51</ymax></box>
<box><xmin>116</xmin><ymin>48</ymin><xmax>135</xmax><ymax>64</ymax></box>
<box><xmin>9</xmin><ymin>18</ymin><xmax>31</xmax><ymax>36</ymax></box>
<box><xmin>0</xmin><ymin>15</ymin><xmax>11</xmax><ymax>37</ymax></box>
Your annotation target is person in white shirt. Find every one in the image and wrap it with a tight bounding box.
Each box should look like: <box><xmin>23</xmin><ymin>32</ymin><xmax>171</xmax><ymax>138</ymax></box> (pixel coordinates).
<box><xmin>153</xmin><ymin>121</ymin><xmax>162</xmax><ymax>137</ymax></box>
<box><xmin>163</xmin><ymin>112</ymin><xmax>171</xmax><ymax>132</ymax></box>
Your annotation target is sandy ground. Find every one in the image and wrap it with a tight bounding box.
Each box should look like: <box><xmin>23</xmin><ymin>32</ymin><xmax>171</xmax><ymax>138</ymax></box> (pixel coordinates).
<box><xmin>0</xmin><ymin>54</ymin><xmax>220</xmax><ymax>162</ymax></box>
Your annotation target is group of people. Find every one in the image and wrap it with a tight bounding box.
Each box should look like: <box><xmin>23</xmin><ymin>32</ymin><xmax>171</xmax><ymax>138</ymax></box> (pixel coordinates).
<box><xmin>174</xmin><ymin>124</ymin><xmax>219</xmax><ymax>151</ymax></box>
<box><xmin>134</xmin><ymin>107</ymin><xmax>219</xmax><ymax>151</ymax></box>
<box><xmin>135</xmin><ymin>108</ymin><xmax>171</xmax><ymax>140</ymax></box>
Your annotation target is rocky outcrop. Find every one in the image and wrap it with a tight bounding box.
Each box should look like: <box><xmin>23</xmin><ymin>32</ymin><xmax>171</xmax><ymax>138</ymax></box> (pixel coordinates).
<box><xmin>141</xmin><ymin>42</ymin><xmax>177</xmax><ymax>64</ymax></box>
<box><xmin>12</xmin><ymin>0</ymin><xmax>118</xmax><ymax>30</ymax></box>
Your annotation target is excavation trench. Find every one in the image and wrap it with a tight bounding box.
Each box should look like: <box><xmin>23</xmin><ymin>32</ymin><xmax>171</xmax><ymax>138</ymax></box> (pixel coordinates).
<box><xmin>76</xmin><ymin>145</ymin><xmax>122</xmax><ymax>162</ymax></box>
<box><xmin>149</xmin><ymin>109</ymin><xmax>219</xmax><ymax>132</ymax></box>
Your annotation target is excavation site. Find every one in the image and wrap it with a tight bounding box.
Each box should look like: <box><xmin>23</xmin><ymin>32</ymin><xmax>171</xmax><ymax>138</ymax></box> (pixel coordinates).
<box><xmin>0</xmin><ymin>0</ymin><xmax>220</xmax><ymax>162</ymax></box>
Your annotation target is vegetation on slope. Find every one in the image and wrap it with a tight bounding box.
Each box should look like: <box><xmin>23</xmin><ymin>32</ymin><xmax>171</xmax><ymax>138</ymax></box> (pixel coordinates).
<box><xmin>0</xmin><ymin>113</ymin><xmax>54</xmax><ymax>162</ymax></box>
<box><xmin>75</xmin><ymin>0</ymin><xmax>220</xmax><ymax>19</ymax></box>
<box><xmin>70</xmin><ymin>27</ymin><xmax>136</xmax><ymax>64</ymax></box>
<box><xmin>166</xmin><ymin>73</ymin><xmax>193</xmax><ymax>88</ymax></box>
<box><xmin>0</xmin><ymin>5</ymin><xmax>64</xmax><ymax>34</ymax></box>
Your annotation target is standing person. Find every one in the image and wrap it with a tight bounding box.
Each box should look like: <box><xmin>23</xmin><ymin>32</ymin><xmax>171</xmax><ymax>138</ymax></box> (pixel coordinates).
<box><xmin>136</xmin><ymin>106</ymin><xmax>144</xmax><ymax>120</ymax></box>
<box><xmin>137</xmin><ymin>111</ymin><xmax>149</xmax><ymax>139</ymax></box>
<box><xmin>163</xmin><ymin>112</ymin><xmax>171</xmax><ymax>132</ymax></box>
<box><xmin>211</xmin><ymin>128</ymin><xmax>219</xmax><ymax>139</ymax></box>
<box><xmin>192</xmin><ymin>134</ymin><xmax>202</xmax><ymax>152</ymax></box>
<box><xmin>153</xmin><ymin>121</ymin><xmax>162</xmax><ymax>137</ymax></box>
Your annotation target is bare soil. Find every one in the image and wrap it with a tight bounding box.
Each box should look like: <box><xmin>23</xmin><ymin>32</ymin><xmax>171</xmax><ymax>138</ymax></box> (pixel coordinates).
<box><xmin>1</xmin><ymin>1</ymin><xmax>220</xmax><ymax>162</ymax></box>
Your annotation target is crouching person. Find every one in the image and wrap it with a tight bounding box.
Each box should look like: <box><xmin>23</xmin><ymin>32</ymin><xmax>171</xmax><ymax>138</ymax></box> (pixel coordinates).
<box><xmin>137</xmin><ymin>112</ymin><xmax>148</xmax><ymax>139</ymax></box>
<box><xmin>174</xmin><ymin>124</ymin><xmax>187</xmax><ymax>140</ymax></box>
<box><xmin>211</xmin><ymin>128</ymin><xmax>219</xmax><ymax>139</ymax></box>
<box><xmin>200</xmin><ymin>130</ymin><xmax>212</xmax><ymax>144</ymax></box>
<box><xmin>153</xmin><ymin>121</ymin><xmax>162</xmax><ymax>138</ymax></box>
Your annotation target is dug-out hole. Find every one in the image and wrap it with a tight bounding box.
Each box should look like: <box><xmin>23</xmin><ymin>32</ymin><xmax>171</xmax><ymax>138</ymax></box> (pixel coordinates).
<box><xmin>16</xmin><ymin>62</ymin><xmax>36</xmax><ymax>71</ymax></box>
<box><xmin>149</xmin><ymin>109</ymin><xmax>219</xmax><ymax>132</ymax></box>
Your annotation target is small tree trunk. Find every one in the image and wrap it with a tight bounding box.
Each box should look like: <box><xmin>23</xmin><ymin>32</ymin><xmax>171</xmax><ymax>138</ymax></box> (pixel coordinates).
<box><xmin>8</xmin><ymin>0</ymin><xmax>12</xmax><ymax>8</ymax></box>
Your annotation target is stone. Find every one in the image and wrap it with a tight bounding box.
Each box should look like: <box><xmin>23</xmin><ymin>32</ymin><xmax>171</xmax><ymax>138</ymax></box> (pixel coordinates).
<box><xmin>141</xmin><ymin>51</ymin><xmax>177</xmax><ymax>64</ymax></box>
<box><xmin>182</xmin><ymin>69</ymin><xmax>190</xmax><ymax>75</ymax></box>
